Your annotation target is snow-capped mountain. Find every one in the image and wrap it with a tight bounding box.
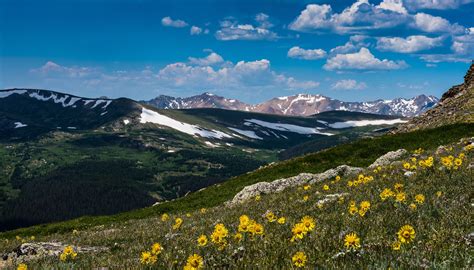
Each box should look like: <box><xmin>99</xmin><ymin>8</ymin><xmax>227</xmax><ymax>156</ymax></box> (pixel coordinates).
<box><xmin>144</xmin><ymin>93</ymin><xmax>439</xmax><ymax>117</ymax></box>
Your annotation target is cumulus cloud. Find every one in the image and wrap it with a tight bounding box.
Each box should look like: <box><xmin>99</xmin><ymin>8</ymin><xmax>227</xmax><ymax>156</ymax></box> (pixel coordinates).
<box><xmin>158</xmin><ymin>56</ymin><xmax>318</xmax><ymax>90</ymax></box>
<box><xmin>411</xmin><ymin>13</ymin><xmax>464</xmax><ymax>34</ymax></box>
<box><xmin>190</xmin><ymin>26</ymin><xmax>203</xmax><ymax>35</ymax></box>
<box><xmin>376</xmin><ymin>35</ymin><xmax>444</xmax><ymax>53</ymax></box>
<box><xmin>324</xmin><ymin>48</ymin><xmax>408</xmax><ymax>71</ymax></box>
<box><xmin>289</xmin><ymin>0</ymin><xmax>408</xmax><ymax>34</ymax></box>
<box><xmin>215</xmin><ymin>14</ymin><xmax>278</xmax><ymax>41</ymax></box>
<box><xmin>331</xmin><ymin>79</ymin><xmax>367</xmax><ymax>90</ymax></box>
<box><xmin>188</xmin><ymin>52</ymin><xmax>224</xmax><ymax>66</ymax></box>
<box><xmin>31</xmin><ymin>61</ymin><xmax>96</xmax><ymax>78</ymax></box>
<box><xmin>403</xmin><ymin>0</ymin><xmax>474</xmax><ymax>10</ymax></box>
<box><xmin>420</xmin><ymin>28</ymin><xmax>474</xmax><ymax>62</ymax></box>
<box><xmin>377</xmin><ymin>0</ymin><xmax>408</xmax><ymax>14</ymax></box>
<box><xmin>330</xmin><ymin>35</ymin><xmax>371</xmax><ymax>54</ymax></box>
<box><xmin>287</xmin><ymin>46</ymin><xmax>327</xmax><ymax>60</ymax></box>
<box><xmin>161</xmin><ymin>16</ymin><xmax>188</xmax><ymax>28</ymax></box>
<box><xmin>289</xmin><ymin>0</ymin><xmax>465</xmax><ymax>35</ymax></box>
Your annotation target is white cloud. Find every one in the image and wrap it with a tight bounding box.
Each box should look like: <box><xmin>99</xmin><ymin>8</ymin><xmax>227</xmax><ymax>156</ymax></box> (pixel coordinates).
<box><xmin>215</xmin><ymin>23</ymin><xmax>278</xmax><ymax>41</ymax></box>
<box><xmin>403</xmin><ymin>0</ymin><xmax>474</xmax><ymax>10</ymax></box>
<box><xmin>161</xmin><ymin>16</ymin><xmax>188</xmax><ymax>28</ymax></box>
<box><xmin>420</xmin><ymin>28</ymin><xmax>474</xmax><ymax>62</ymax></box>
<box><xmin>411</xmin><ymin>13</ymin><xmax>464</xmax><ymax>34</ymax></box>
<box><xmin>330</xmin><ymin>35</ymin><xmax>371</xmax><ymax>54</ymax></box>
<box><xmin>31</xmin><ymin>61</ymin><xmax>96</xmax><ymax>78</ymax></box>
<box><xmin>287</xmin><ymin>46</ymin><xmax>327</xmax><ymax>60</ymax></box>
<box><xmin>324</xmin><ymin>48</ymin><xmax>408</xmax><ymax>71</ymax></box>
<box><xmin>289</xmin><ymin>1</ymin><xmax>408</xmax><ymax>34</ymax></box>
<box><xmin>215</xmin><ymin>14</ymin><xmax>278</xmax><ymax>41</ymax></box>
<box><xmin>190</xmin><ymin>26</ymin><xmax>203</xmax><ymax>35</ymax></box>
<box><xmin>377</xmin><ymin>0</ymin><xmax>408</xmax><ymax>14</ymax></box>
<box><xmin>376</xmin><ymin>35</ymin><xmax>443</xmax><ymax>53</ymax></box>
<box><xmin>255</xmin><ymin>13</ymin><xmax>273</xmax><ymax>29</ymax></box>
<box><xmin>188</xmin><ymin>52</ymin><xmax>224</xmax><ymax>66</ymax></box>
<box><xmin>289</xmin><ymin>0</ymin><xmax>466</xmax><ymax>35</ymax></box>
<box><xmin>157</xmin><ymin>56</ymin><xmax>318</xmax><ymax>90</ymax></box>
<box><xmin>331</xmin><ymin>79</ymin><xmax>367</xmax><ymax>90</ymax></box>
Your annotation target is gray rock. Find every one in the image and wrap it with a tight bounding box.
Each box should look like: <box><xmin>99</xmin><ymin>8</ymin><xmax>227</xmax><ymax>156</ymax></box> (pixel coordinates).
<box><xmin>2</xmin><ymin>242</ymin><xmax>107</xmax><ymax>264</ymax></box>
<box><xmin>368</xmin><ymin>149</ymin><xmax>407</xmax><ymax>169</ymax></box>
<box><xmin>229</xmin><ymin>165</ymin><xmax>362</xmax><ymax>205</ymax></box>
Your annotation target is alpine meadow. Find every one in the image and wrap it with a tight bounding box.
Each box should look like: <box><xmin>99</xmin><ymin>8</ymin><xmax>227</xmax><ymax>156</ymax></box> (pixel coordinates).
<box><xmin>0</xmin><ymin>0</ymin><xmax>473</xmax><ymax>269</ymax></box>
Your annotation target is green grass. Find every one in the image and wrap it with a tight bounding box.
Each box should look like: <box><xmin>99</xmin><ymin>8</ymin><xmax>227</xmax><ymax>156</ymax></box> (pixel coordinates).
<box><xmin>1</xmin><ymin>130</ymin><xmax>472</xmax><ymax>269</ymax></box>
<box><xmin>1</xmin><ymin>123</ymin><xmax>473</xmax><ymax>238</ymax></box>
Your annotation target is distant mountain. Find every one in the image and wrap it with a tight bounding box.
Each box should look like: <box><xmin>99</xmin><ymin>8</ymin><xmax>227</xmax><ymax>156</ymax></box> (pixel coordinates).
<box><xmin>0</xmin><ymin>88</ymin><xmax>409</xmax><ymax>230</ymax></box>
<box><xmin>144</xmin><ymin>92</ymin><xmax>439</xmax><ymax>117</ymax></box>
<box><xmin>394</xmin><ymin>62</ymin><xmax>474</xmax><ymax>133</ymax></box>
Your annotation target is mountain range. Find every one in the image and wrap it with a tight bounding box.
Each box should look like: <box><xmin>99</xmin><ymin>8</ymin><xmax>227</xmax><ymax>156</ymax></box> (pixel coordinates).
<box><xmin>0</xmin><ymin>88</ymin><xmax>409</xmax><ymax>230</ymax></box>
<box><xmin>144</xmin><ymin>93</ymin><xmax>439</xmax><ymax>117</ymax></box>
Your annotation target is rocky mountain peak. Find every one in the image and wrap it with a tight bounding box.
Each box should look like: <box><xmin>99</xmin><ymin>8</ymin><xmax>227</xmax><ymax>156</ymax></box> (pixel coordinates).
<box><xmin>394</xmin><ymin>62</ymin><xmax>474</xmax><ymax>133</ymax></box>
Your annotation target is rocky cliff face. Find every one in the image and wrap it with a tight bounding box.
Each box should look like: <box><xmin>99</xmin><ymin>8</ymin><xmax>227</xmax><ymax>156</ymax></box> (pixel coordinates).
<box><xmin>144</xmin><ymin>93</ymin><xmax>438</xmax><ymax>117</ymax></box>
<box><xmin>393</xmin><ymin>62</ymin><xmax>474</xmax><ymax>133</ymax></box>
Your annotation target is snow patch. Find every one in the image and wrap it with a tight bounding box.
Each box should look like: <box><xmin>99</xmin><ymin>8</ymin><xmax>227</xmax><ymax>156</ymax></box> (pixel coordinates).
<box><xmin>328</xmin><ymin>119</ymin><xmax>407</xmax><ymax>129</ymax></box>
<box><xmin>14</xmin><ymin>122</ymin><xmax>27</xmax><ymax>128</ymax></box>
<box><xmin>244</xmin><ymin>119</ymin><xmax>333</xmax><ymax>136</ymax></box>
<box><xmin>228</xmin><ymin>127</ymin><xmax>263</xmax><ymax>140</ymax></box>
<box><xmin>140</xmin><ymin>108</ymin><xmax>233</xmax><ymax>139</ymax></box>
<box><xmin>0</xmin><ymin>90</ymin><xmax>27</xmax><ymax>98</ymax></box>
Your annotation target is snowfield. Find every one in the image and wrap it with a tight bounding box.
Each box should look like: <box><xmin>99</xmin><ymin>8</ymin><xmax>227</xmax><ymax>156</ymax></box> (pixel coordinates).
<box><xmin>244</xmin><ymin>119</ymin><xmax>333</xmax><ymax>136</ymax></box>
<box><xmin>140</xmin><ymin>108</ymin><xmax>233</xmax><ymax>139</ymax></box>
<box><xmin>14</xmin><ymin>122</ymin><xmax>28</xmax><ymax>128</ymax></box>
<box><xmin>228</xmin><ymin>127</ymin><xmax>263</xmax><ymax>140</ymax></box>
<box><xmin>328</xmin><ymin>119</ymin><xmax>407</xmax><ymax>129</ymax></box>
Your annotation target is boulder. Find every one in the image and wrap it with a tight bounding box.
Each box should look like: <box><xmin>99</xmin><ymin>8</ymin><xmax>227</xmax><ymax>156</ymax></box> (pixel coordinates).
<box><xmin>368</xmin><ymin>149</ymin><xmax>407</xmax><ymax>169</ymax></box>
<box><xmin>229</xmin><ymin>165</ymin><xmax>362</xmax><ymax>205</ymax></box>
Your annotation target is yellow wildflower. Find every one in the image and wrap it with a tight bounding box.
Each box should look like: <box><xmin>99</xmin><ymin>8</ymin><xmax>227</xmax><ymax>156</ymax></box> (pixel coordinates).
<box><xmin>185</xmin><ymin>254</ymin><xmax>204</xmax><ymax>269</ymax></box>
<box><xmin>151</xmin><ymin>243</ymin><xmax>163</xmax><ymax>255</ymax></box>
<box><xmin>140</xmin><ymin>251</ymin><xmax>157</xmax><ymax>265</ymax></box>
<box><xmin>265</xmin><ymin>211</ymin><xmax>277</xmax><ymax>222</ymax></box>
<box><xmin>301</xmin><ymin>216</ymin><xmax>315</xmax><ymax>232</ymax></box>
<box><xmin>303</xmin><ymin>184</ymin><xmax>311</xmax><ymax>190</ymax></box>
<box><xmin>234</xmin><ymin>233</ymin><xmax>243</xmax><ymax>242</ymax></box>
<box><xmin>323</xmin><ymin>184</ymin><xmax>330</xmax><ymax>191</ymax></box>
<box><xmin>197</xmin><ymin>235</ymin><xmax>208</xmax><ymax>247</ymax></box>
<box><xmin>161</xmin><ymin>213</ymin><xmax>169</xmax><ymax>222</ymax></box>
<box><xmin>292</xmin><ymin>251</ymin><xmax>307</xmax><ymax>268</ymax></box>
<box><xmin>277</xmin><ymin>217</ymin><xmax>286</xmax><ymax>224</ymax></box>
<box><xmin>395</xmin><ymin>192</ymin><xmax>406</xmax><ymax>203</ymax></box>
<box><xmin>409</xmin><ymin>203</ymin><xmax>417</xmax><ymax>210</ymax></box>
<box><xmin>397</xmin><ymin>225</ymin><xmax>415</xmax><ymax>244</ymax></box>
<box><xmin>173</xmin><ymin>218</ymin><xmax>183</xmax><ymax>230</ymax></box>
<box><xmin>344</xmin><ymin>232</ymin><xmax>361</xmax><ymax>250</ymax></box>
<box><xmin>392</xmin><ymin>241</ymin><xmax>401</xmax><ymax>251</ymax></box>
<box><xmin>415</xmin><ymin>194</ymin><xmax>425</xmax><ymax>204</ymax></box>
<box><xmin>17</xmin><ymin>263</ymin><xmax>28</xmax><ymax>270</ymax></box>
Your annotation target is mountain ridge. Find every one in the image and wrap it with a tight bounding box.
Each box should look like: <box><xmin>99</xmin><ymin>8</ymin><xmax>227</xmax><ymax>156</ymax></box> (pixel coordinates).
<box><xmin>143</xmin><ymin>92</ymin><xmax>438</xmax><ymax>117</ymax></box>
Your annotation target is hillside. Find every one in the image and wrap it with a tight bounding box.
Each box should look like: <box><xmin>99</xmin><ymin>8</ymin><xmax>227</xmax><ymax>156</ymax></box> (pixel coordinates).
<box><xmin>394</xmin><ymin>62</ymin><xmax>474</xmax><ymax>133</ymax></box>
<box><xmin>0</xmin><ymin>123</ymin><xmax>472</xmax><ymax>269</ymax></box>
<box><xmin>0</xmin><ymin>89</ymin><xmax>404</xmax><ymax>231</ymax></box>
<box><xmin>144</xmin><ymin>92</ymin><xmax>438</xmax><ymax>117</ymax></box>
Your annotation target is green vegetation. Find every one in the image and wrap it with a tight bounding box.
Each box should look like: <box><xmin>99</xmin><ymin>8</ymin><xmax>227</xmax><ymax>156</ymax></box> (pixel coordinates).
<box><xmin>1</xmin><ymin>127</ymin><xmax>472</xmax><ymax>269</ymax></box>
<box><xmin>2</xmin><ymin>123</ymin><xmax>473</xmax><ymax>238</ymax></box>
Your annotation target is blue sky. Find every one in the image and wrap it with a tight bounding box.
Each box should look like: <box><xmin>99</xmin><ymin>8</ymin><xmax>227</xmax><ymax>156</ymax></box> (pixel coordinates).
<box><xmin>0</xmin><ymin>0</ymin><xmax>473</xmax><ymax>103</ymax></box>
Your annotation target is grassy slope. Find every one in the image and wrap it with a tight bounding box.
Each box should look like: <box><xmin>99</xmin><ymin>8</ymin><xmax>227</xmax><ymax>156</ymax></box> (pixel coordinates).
<box><xmin>1</xmin><ymin>123</ymin><xmax>473</xmax><ymax>238</ymax></box>
<box><xmin>1</xmin><ymin>125</ymin><xmax>472</xmax><ymax>269</ymax></box>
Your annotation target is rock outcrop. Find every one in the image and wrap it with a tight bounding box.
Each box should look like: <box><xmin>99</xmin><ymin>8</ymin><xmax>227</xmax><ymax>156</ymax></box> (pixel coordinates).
<box><xmin>368</xmin><ymin>149</ymin><xmax>408</xmax><ymax>169</ymax></box>
<box><xmin>393</xmin><ymin>61</ymin><xmax>474</xmax><ymax>133</ymax></box>
<box><xmin>228</xmin><ymin>165</ymin><xmax>363</xmax><ymax>205</ymax></box>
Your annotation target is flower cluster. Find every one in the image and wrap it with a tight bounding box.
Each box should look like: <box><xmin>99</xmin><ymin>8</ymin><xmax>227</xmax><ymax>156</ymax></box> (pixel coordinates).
<box><xmin>59</xmin><ymin>245</ymin><xmax>77</xmax><ymax>262</ymax></box>
<box><xmin>291</xmin><ymin>216</ymin><xmax>315</xmax><ymax>242</ymax></box>
<box><xmin>211</xmin><ymin>223</ymin><xmax>229</xmax><ymax>250</ymax></box>
<box><xmin>347</xmin><ymin>174</ymin><xmax>374</xmax><ymax>187</ymax></box>
<box><xmin>140</xmin><ymin>243</ymin><xmax>162</xmax><ymax>265</ymax></box>
<box><xmin>184</xmin><ymin>254</ymin><xmax>204</xmax><ymax>270</ymax></box>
